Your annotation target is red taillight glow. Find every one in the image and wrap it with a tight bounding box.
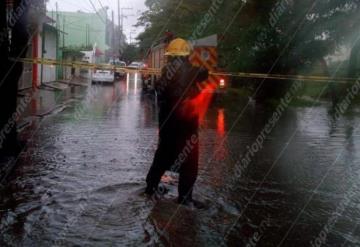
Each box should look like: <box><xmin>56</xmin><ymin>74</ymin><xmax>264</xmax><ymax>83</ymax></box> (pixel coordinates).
<box><xmin>219</xmin><ymin>79</ymin><xmax>226</xmax><ymax>88</ymax></box>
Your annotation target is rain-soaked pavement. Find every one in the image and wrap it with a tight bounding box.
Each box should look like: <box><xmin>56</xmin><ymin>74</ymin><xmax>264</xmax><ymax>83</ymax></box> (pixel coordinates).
<box><xmin>1</xmin><ymin>74</ymin><xmax>360</xmax><ymax>246</ymax></box>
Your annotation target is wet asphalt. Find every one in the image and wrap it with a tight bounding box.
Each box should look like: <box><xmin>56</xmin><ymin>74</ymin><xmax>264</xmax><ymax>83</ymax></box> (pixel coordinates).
<box><xmin>1</xmin><ymin>75</ymin><xmax>360</xmax><ymax>246</ymax></box>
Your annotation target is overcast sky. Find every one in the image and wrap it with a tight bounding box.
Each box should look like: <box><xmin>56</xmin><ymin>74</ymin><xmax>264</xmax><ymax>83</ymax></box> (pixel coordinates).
<box><xmin>47</xmin><ymin>0</ymin><xmax>146</xmax><ymax>41</ymax></box>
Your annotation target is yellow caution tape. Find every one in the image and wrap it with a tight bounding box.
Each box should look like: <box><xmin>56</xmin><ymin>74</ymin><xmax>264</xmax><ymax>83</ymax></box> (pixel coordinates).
<box><xmin>13</xmin><ymin>57</ymin><xmax>358</xmax><ymax>83</ymax></box>
<box><xmin>210</xmin><ymin>71</ymin><xmax>357</xmax><ymax>83</ymax></box>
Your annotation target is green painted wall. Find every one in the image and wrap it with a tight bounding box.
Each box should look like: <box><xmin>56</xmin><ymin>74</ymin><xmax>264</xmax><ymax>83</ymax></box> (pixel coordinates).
<box><xmin>47</xmin><ymin>9</ymin><xmax>109</xmax><ymax>53</ymax></box>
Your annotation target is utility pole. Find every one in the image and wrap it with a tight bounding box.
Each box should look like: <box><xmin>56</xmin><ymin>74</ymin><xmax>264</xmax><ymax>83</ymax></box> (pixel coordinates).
<box><xmin>112</xmin><ymin>10</ymin><xmax>115</xmax><ymax>57</ymax></box>
<box><xmin>85</xmin><ymin>24</ymin><xmax>87</xmax><ymax>47</ymax></box>
<box><xmin>85</xmin><ymin>25</ymin><xmax>87</xmax><ymax>47</ymax></box>
<box><xmin>121</xmin><ymin>8</ymin><xmax>133</xmax><ymax>33</ymax></box>
<box><xmin>63</xmin><ymin>16</ymin><xmax>65</xmax><ymax>48</ymax></box>
<box><xmin>118</xmin><ymin>0</ymin><xmax>121</xmax><ymax>45</ymax></box>
<box><xmin>86</xmin><ymin>24</ymin><xmax>90</xmax><ymax>48</ymax></box>
<box><xmin>120</xmin><ymin>8</ymin><xmax>133</xmax><ymax>48</ymax></box>
<box><xmin>56</xmin><ymin>2</ymin><xmax>60</xmax><ymax>79</ymax></box>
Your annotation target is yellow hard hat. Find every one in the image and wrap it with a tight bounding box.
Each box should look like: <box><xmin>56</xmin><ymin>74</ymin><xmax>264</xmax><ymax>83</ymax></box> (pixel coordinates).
<box><xmin>165</xmin><ymin>38</ymin><xmax>192</xmax><ymax>56</ymax></box>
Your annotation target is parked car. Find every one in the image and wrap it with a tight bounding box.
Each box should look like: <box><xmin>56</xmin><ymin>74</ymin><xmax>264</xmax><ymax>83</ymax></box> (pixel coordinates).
<box><xmin>92</xmin><ymin>66</ymin><xmax>115</xmax><ymax>84</ymax></box>
<box><xmin>109</xmin><ymin>59</ymin><xmax>126</xmax><ymax>78</ymax></box>
<box><xmin>127</xmin><ymin>61</ymin><xmax>147</xmax><ymax>70</ymax></box>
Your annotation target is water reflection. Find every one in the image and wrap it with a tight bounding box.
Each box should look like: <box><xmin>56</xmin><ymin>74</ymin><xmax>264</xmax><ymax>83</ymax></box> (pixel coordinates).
<box><xmin>125</xmin><ymin>72</ymin><xmax>142</xmax><ymax>95</ymax></box>
<box><xmin>217</xmin><ymin>108</ymin><xmax>226</xmax><ymax>137</ymax></box>
<box><xmin>1</xmin><ymin>82</ymin><xmax>360</xmax><ymax>246</ymax></box>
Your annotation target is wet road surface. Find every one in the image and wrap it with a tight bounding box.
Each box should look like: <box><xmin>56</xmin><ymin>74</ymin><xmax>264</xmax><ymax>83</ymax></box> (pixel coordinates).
<box><xmin>1</xmin><ymin>76</ymin><xmax>360</xmax><ymax>246</ymax></box>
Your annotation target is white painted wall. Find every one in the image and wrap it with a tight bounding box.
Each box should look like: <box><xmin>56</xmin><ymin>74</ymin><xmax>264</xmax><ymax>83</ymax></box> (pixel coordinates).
<box><xmin>18</xmin><ymin>46</ymin><xmax>34</xmax><ymax>90</ymax></box>
<box><xmin>42</xmin><ymin>26</ymin><xmax>57</xmax><ymax>83</ymax></box>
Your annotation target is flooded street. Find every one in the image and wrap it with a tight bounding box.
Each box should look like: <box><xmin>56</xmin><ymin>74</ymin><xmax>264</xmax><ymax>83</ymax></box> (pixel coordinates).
<box><xmin>1</xmin><ymin>76</ymin><xmax>360</xmax><ymax>246</ymax></box>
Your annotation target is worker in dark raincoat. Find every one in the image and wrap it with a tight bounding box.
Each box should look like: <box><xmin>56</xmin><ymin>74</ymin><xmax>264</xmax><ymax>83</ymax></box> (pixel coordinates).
<box><xmin>145</xmin><ymin>38</ymin><xmax>209</xmax><ymax>205</ymax></box>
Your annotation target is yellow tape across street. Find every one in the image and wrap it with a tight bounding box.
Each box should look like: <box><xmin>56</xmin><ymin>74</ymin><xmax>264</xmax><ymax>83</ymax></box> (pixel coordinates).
<box><xmin>211</xmin><ymin>71</ymin><xmax>357</xmax><ymax>83</ymax></box>
<box><xmin>14</xmin><ymin>58</ymin><xmax>358</xmax><ymax>83</ymax></box>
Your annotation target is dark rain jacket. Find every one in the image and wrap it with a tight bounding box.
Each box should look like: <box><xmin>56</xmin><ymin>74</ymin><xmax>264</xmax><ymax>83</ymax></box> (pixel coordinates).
<box><xmin>155</xmin><ymin>58</ymin><xmax>209</xmax><ymax>134</ymax></box>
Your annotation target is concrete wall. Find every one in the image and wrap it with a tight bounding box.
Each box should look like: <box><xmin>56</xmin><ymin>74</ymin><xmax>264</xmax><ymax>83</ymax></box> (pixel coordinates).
<box><xmin>41</xmin><ymin>24</ymin><xmax>57</xmax><ymax>83</ymax></box>
<box><xmin>18</xmin><ymin>46</ymin><xmax>34</xmax><ymax>90</ymax></box>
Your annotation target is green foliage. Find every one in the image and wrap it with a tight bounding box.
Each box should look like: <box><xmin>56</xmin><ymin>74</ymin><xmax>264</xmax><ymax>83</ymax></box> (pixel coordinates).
<box><xmin>136</xmin><ymin>0</ymin><xmax>220</xmax><ymax>50</ymax></box>
<box><xmin>136</xmin><ymin>0</ymin><xmax>360</xmax><ymax>99</ymax></box>
<box><xmin>121</xmin><ymin>44</ymin><xmax>142</xmax><ymax>63</ymax></box>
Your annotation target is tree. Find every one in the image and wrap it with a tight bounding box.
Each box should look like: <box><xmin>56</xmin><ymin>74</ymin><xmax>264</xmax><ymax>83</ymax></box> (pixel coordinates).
<box><xmin>136</xmin><ymin>0</ymin><xmax>360</xmax><ymax>99</ymax></box>
<box><xmin>136</xmin><ymin>0</ymin><xmax>217</xmax><ymax>51</ymax></box>
<box><xmin>121</xmin><ymin>44</ymin><xmax>141</xmax><ymax>64</ymax></box>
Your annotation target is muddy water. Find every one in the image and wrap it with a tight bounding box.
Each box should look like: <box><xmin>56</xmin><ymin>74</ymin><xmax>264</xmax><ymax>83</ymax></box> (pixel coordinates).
<box><xmin>1</xmin><ymin>76</ymin><xmax>360</xmax><ymax>246</ymax></box>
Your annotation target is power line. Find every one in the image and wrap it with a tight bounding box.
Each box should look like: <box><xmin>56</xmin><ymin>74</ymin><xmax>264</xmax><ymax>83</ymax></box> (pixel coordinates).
<box><xmin>88</xmin><ymin>0</ymin><xmax>106</xmax><ymax>24</ymax></box>
<box><xmin>105</xmin><ymin>0</ymin><xmax>112</xmax><ymax>9</ymax></box>
<box><xmin>97</xmin><ymin>0</ymin><xmax>105</xmax><ymax>11</ymax></box>
<box><xmin>47</xmin><ymin>0</ymin><xmax>93</xmax><ymax>13</ymax></box>
<box><xmin>96</xmin><ymin>0</ymin><xmax>109</xmax><ymax>27</ymax></box>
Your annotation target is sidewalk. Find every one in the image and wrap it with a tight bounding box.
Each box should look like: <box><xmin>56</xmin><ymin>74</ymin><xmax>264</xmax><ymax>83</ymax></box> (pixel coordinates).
<box><xmin>0</xmin><ymin>77</ymin><xmax>89</xmax><ymax>185</ymax></box>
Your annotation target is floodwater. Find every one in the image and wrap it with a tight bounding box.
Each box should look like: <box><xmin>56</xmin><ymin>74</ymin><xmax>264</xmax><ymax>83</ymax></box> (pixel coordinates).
<box><xmin>1</xmin><ymin>75</ymin><xmax>360</xmax><ymax>246</ymax></box>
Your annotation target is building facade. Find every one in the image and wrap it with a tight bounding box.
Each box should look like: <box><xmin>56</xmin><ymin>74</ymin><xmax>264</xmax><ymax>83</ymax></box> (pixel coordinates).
<box><xmin>47</xmin><ymin>9</ymin><xmax>109</xmax><ymax>55</ymax></box>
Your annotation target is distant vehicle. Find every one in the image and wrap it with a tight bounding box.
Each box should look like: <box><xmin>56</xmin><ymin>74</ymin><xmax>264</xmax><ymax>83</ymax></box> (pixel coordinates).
<box><xmin>92</xmin><ymin>65</ymin><xmax>115</xmax><ymax>84</ymax></box>
<box><xmin>128</xmin><ymin>61</ymin><xmax>147</xmax><ymax>69</ymax></box>
<box><xmin>109</xmin><ymin>59</ymin><xmax>126</xmax><ymax>78</ymax></box>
